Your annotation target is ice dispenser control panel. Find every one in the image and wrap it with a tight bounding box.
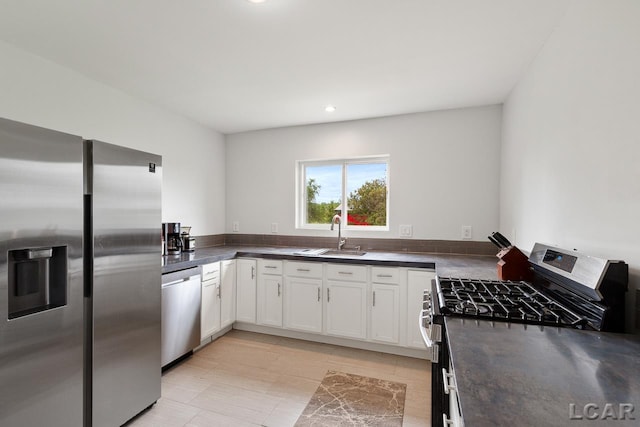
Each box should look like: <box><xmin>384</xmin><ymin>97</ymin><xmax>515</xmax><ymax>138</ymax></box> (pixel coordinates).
<box><xmin>8</xmin><ymin>246</ymin><xmax>68</xmax><ymax>319</ymax></box>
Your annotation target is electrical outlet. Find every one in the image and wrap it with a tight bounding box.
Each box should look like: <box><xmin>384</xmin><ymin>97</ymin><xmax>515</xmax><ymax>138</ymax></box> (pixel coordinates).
<box><xmin>271</xmin><ymin>223</ymin><xmax>278</xmax><ymax>233</ymax></box>
<box><xmin>232</xmin><ymin>221</ymin><xmax>240</xmax><ymax>232</ymax></box>
<box><xmin>399</xmin><ymin>225</ymin><xmax>413</xmax><ymax>237</ymax></box>
<box><xmin>462</xmin><ymin>225</ymin><xmax>472</xmax><ymax>239</ymax></box>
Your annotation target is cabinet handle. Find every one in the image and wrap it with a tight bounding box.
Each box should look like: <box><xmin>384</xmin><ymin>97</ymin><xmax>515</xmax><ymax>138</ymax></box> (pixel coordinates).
<box><xmin>217</xmin><ymin>285</ymin><xmax>221</xmax><ymax>299</ymax></box>
<box><xmin>277</xmin><ymin>283</ymin><xmax>281</xmax><ymax>297</ymax></box>
<box><xmin>297</xmin><ymin>268</ymin><xmax>310</xmax><ymax>272</ymax></box>
<box><xmin>265</xmin><ymin>265</ymin><xmax>278</xmax><ymax>269</ymax></box>
<box><xmin>251</xmin><ymin>266</ymin><xmax>255</xmax><ymax>279</ymax></box>
<box><xmin>327</xmin><ymin>288</ymin><xmax>330</xmax><ymax>302</ymax></box>
<box><xmin>377</xmin><ymin>274</ymin><xmax>393</xmax><ymax>278</ymax></box>
<box><xmin>338</xmin><ymin>271</ymin><xmax>353</xmax><ymax>275</ymax></box>
<box><xmin>317</xmin><ymin>287</ymin><xmax>321</xmax><ymax>302</ymax></box>
<box><xmin>373</xmin><ymin>291</ymin><xmax>376</xmax><ymax>307</ymax></box>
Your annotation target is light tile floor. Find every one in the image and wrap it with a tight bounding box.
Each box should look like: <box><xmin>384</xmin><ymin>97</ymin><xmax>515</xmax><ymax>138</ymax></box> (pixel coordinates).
<box><xmin>127</xmin><ymin>330</ymin><xmax>431</xmax><ymax>427</ymax></box>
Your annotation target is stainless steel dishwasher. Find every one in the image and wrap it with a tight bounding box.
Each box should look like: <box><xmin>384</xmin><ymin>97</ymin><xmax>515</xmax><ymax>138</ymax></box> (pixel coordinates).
<box><xmin>161</xmin><ymin>267</ymin><xmax>201</xmax><ymax>367</ymax></box>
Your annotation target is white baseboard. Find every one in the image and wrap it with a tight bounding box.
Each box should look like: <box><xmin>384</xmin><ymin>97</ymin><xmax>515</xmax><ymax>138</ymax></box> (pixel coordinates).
<box><xmin>195</xmin><ymin>324</ymin><xmax>234</xmax><ymax>351</ymax></box>
<box><xmin>232</xmin><ymin>322</ymin><xmax>429</xmax><ymax>360</ymax></box>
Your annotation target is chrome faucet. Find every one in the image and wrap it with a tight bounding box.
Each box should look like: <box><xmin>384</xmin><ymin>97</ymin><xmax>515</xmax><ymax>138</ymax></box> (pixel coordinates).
<box><xmin>330</xmin><ymin>214</ymin><xmax>346</xmax><ymax>250</ymax></box>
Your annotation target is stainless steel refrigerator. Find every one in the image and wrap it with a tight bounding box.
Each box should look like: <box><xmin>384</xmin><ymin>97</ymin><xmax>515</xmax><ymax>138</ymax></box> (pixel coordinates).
<box><xmin>0</xmin><ymin>117</ymin><xmax>162</xmax><ymax>427</ymax></box>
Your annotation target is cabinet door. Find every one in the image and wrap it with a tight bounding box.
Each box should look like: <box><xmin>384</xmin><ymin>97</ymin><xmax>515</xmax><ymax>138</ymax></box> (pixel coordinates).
<box><xmin>283</xmin><ymin>277</ymin><xmax>322</xmax><ymax>333</ymax></box>
<box><xmin>371</xmin><ymin>283</ymin><xmax>400</xmax><ymax>344</ymax></box>
<box><xmin>407</xmin><ymin>269</ymin><xmax>435</xmax><ymax>349</ymax></box>
<box><xmin>257</xmin><ymin>274</ymin><xmax>283</xmax><ymax>327</ymax></box>
<box><xmin>325</xmin><ymin>281</ymin><xmax>367</xmax><ymax>340</ymax></box>
<box><xmin>220</xmin><ymin>260</ymin><xmax>236</xmax><ymax>328</ymax></box>
<box><xmin>201</xmin><ymin>279</ymin><xmax>220</xmax><ymax>340</ymax></box>
<box><xmin>236</xmin><ymin>259</ymin><xmax>257</xmax><ymax>324</ymax></box>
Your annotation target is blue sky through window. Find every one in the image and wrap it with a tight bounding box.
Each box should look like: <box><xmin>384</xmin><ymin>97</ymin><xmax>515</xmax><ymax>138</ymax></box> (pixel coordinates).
<box><xmin>306</xmin><ymin>164</ymin><xmax>341</xmax><ymax>204</ymax></box>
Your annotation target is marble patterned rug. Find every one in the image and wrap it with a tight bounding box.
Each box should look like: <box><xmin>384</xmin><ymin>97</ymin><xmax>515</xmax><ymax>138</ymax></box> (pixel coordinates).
<box><xmin>294</xmin><ymin>370</ymin><xmax>407</xmax><ymax>426</ymax></box>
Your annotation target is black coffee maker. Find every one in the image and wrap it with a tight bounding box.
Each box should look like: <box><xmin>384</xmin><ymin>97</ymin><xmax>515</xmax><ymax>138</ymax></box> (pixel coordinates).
<box><xmin>162</xmin><ymin>222</ymin><xmax>182</xmax><ymax>255</ymax></box>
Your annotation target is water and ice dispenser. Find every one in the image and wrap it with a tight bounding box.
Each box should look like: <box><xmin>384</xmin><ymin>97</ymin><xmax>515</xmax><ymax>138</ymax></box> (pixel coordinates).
<box><xmin>7</xmin><ymin>246</ymin><xmax>67</xmax><ymax>319</ymax></box>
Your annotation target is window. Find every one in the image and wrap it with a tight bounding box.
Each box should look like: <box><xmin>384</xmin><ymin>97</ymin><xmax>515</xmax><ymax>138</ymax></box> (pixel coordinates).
<box><xmin>296</xmin><ymin>156</ymin><xmax>389</xmax><ymax>230</ymax></box>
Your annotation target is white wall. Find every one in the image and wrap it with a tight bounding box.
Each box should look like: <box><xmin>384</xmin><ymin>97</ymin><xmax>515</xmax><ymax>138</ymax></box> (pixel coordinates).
<box><xmin>226</xmin><ymin>105</ymin><xmax>502</xmax><ymax>241</ymax></box>
<box><xmin>0</xmin><ymin>41</ymin><xmax>225</xmax><ymax>235</ymax></box>
<box><xmin>501</xmin><ymin>0</ymin><xmax>640</xmax><ymax>331</ymax></box>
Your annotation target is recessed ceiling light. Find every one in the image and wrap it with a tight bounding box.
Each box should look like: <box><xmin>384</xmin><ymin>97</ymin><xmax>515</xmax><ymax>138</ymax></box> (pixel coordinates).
<box><xmin>248</xmin><ymin>0</ymin><xmax>266</xmax><ymax>3</ymax></box>
<box><xmin>325</xmin><ymin>105</ymin><xmax>336</xmax><ymax>113</ymax></box>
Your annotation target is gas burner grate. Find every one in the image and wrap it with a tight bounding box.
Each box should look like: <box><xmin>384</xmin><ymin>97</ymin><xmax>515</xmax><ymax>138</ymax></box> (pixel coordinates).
<box><xmin>437</xmin><ymin>277</ymin><xmax>586</xmax><ymax>327</ymax></box>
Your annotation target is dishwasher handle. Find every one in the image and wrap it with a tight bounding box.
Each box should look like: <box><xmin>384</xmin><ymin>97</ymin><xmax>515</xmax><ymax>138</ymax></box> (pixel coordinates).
<box><xmin>162</xmin><ymin>267</ymin><xmax>201</xmax><ymax>288</ymax></box>
<box><xmin>162</xmin><ymin>275</ymin><xmax>200</xmax><ymax>288</ymax></box>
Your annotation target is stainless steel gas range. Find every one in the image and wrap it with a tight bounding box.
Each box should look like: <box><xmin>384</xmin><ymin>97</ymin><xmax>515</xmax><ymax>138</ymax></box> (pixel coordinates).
<box><xmin>420</xmin><ymin>243</ymin><xmax>628</xmax><ymax>427</ymax></box>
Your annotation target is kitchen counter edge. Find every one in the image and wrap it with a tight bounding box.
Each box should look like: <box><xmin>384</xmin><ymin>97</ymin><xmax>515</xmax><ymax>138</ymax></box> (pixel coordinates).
<box><xmin>161</xmin><ymin>245</ymin><xmax>498</xmax><ymax>278</ymax></box>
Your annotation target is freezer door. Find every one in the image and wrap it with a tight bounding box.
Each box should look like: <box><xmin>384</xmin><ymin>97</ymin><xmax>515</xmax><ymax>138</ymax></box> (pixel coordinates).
<box><xmin>0</xmin><ymin>118</ymin><xmax>84</xmax><ymax>427</ymax></box>
<box><xmin>88</xmin><ymin>140</ymin><xmax>162</xmax><ymax>427</ymax></box>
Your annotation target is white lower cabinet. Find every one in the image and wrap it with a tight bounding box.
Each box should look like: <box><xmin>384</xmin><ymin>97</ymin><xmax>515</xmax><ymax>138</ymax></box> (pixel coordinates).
<box><xmin>283</xmin><ymin>276</ymin><xmax>323</xmax><ymax>333</ymax></box>
<box><xmin>325</xmin><ymin>280</ymin><xmax>367</xmax><ymax>340</ymax></box>
<box><xmin>407</xmin><ymin>269</ymin><xmax>436</xmax><ymax>349</ymax></box>
<box><xmin>283</xmin><ymin>261</ymin><xmax>323</xmax><ymax>333</ymax></box>
<box><xmin>201</xmin><ymin>260</ymin><xmax>236</xmax><ymax>340</ymax></box>
<box><xmin>234</xmin><ymin>257</ymin><xmax>434</xmax><ymax>354</ymax></box>
<box><xmin>370</xmin><ymin>283</ymin><xmax>400</xmax><ymax>344</ymax></box>
<box><xmin>201</xmin><ymin>262</ymin><xmax>221</xmax><ymax>340</ymax></box>
<box><xmin>257</xmin><ymin>260</ymin><xmax>283</xmax><ymax>327</ymax></box>
<box><xmin>236</xmin><ymin>259</ymin><xmax>257</xmax><ymax>324</ymax></box>
<box><xmin>370</xmin><ymin>266</ymin><xmax>401</xmax><ymax>344</ymax></box>
<box><xmin>220</xmin><ymin>260</ymin><xmax>236</xmax><ymax>329</ymax></box>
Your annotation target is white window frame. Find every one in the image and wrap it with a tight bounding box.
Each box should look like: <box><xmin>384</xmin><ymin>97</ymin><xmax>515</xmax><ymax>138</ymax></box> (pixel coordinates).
<box><xmin>295</xmin><ymin>155</ymin><xmax>390</xmax><ymax>231</ymax></box>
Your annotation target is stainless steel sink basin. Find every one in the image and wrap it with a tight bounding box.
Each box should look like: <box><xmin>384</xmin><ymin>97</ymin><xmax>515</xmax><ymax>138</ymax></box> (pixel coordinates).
<box><xmin>292</xmin><ymin>248</ymin><xmax>367</xmax><ymax>257</ymax></box>
<box><xmin>321</xmin><ymin>249</ymin><xmax>367</xmax><ymax>256</ymax></box>
<box><xmin>292</xmin><ymin>248</ymin><xmax>328</xmax><ymax>256</ymax></box>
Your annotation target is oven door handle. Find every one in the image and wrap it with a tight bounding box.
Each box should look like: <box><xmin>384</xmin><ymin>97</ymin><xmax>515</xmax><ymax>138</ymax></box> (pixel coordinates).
<box><xmin>419</xmin><ymin>309</ymin><xmax>441</xmax><ymax>363</ymax></box>
<box><xmin>419</xmin><ymin>309</ymin><xmax>435</xmax><ymax>348</ymax></box>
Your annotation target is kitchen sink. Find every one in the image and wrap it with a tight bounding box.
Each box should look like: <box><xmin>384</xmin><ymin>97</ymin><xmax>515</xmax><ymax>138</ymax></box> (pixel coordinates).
<box><xmin>320</xmin><ymin>249</ymin><xmax>367</xmax><ymax>256</ymax></box>
<box><xmin>292</xmin><ymin>248</ymin><xmax>329</xmax><ymax>256</ymax></box>
<box><xmin>292</xmin><ymin>248</ymin><xmax>367</xmax><ymax>257</ymax></box>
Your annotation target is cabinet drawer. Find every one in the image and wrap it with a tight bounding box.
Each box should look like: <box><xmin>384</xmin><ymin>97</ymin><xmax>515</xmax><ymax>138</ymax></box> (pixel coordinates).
<box><xmin>326</xmin><ymin>263</ymin><xmax>367</xmax><ymax>282</ymax></box>
<box><xmin>371</xmin><ymin>267</ymin><xmax>399</xmax><ymax>284</ymax></box>
<box><xmin>202</xmin><ymin>262</ymin><xmax>220</xmax><ymax>281</ymax></box>
<box><xmin>258</xmin><ymin>259</ymin><xmax>283</xmax><ymax>275</ymax></box>
<box><xmin>284</xmin><ymin>261</ymin><xmax>323</xmax><ymax>279</ymax></box>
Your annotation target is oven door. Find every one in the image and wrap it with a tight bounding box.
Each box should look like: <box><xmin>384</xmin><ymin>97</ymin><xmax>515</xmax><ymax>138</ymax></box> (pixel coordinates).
<box><xmin>418</xmin><ymin>289</ymin><xmax>441</xmax><ymax>362</ymax></box>
<box><xmin>418</xmin><ymin>287</ymin><xmax>448</xmax><ymax>427</ymax></box>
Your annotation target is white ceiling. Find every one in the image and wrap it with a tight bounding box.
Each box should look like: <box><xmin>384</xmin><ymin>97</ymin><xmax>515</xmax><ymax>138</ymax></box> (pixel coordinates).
<box><xmin>0</xmin><ymin>0</ymin><xmax>568</xmax><ymax>134</ymax></box>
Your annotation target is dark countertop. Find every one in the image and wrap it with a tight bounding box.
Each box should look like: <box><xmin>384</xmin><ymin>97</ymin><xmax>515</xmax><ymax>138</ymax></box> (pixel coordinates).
<box><xmin>162</xmin><ymin>246</ymin><xmax>240</xmax><ymax>273</ymax></box>
<box><xmin>162</xmin><ymin>245</ymin><xmax>499</xmax><ymax>277</ymax></box>
<box><xmin>445</xmin><ymin>318</ymin><xmax>640</xmax><ymax>426</ymax></box>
